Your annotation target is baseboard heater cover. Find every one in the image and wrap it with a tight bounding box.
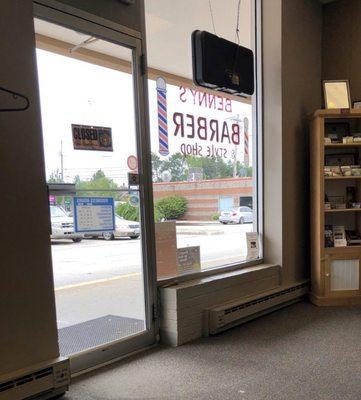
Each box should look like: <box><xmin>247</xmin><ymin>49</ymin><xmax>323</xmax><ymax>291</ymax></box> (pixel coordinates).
<box><xmin>0</xmin><ymin>357</ymin><xmax>70</xmax><ymax>400</ymax></box>
<box><xmin>205</xmin><ymin>282</ymin><xmax>309</xmax><ymax>335</ymax></box>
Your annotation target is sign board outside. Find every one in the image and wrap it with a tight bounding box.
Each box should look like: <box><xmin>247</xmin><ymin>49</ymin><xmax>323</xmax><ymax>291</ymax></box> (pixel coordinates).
<box><xmin>129</xmin><ymin>194</ymin><xmax>139</xmax><ymax>207</ymax></box>
<box><xmin>73</xmin><ymin>197</ymin><xmax>115</xmax><ymax>233</ymax></box>
<box><xmin>128</xmin><ymin>172</ymin><xmax>140</xmax><ymax>186</ymax></box>
<box><xmin>127</xmin><ymin>155</ymin><xmax>138</xmax><ymax>171</ymax></box>
<box><xmin>72</xmin><ymin>124</ymin><xmax>113</xmax><ymax>151</ymax></box>
<box><xmin>177</xmin><ymin>246</ymin><xmax>201</xmax><ymax>274</ymax></box>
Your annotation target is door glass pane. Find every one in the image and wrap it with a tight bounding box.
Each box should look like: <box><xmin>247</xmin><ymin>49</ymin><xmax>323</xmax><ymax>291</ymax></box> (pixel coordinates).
<box><xmin>35</xmin><ymin>19</ymin><xmax>147</xmax><ymax>356</ymax></box>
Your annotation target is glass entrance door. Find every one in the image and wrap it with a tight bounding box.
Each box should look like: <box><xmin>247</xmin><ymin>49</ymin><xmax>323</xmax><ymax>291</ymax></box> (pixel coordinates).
<box><xmin>33</xmin><ymin>6</ymin><xmax>157</xmax><ymax>373</ymax></box>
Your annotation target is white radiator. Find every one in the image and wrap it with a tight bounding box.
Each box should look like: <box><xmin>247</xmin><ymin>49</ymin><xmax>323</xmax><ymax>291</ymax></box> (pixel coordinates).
<box><xmin>205</xmin><ymin>282</ymin><xmax>309</xmax><ymax>335</ymax></box>
<box><xmin>0</xmin><ymin>357</ymin><xmax>70</xmax><ymax>400</ymax></box>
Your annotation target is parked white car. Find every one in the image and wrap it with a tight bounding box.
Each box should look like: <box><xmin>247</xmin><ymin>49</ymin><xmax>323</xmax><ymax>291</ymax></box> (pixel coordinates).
<box><xmin>50</xmin><ymin>205</ymin><xmax>83</xmax><ymax>242</ymax></box>
<box><xmin>88</xmin><ymin>215</ymin><xmax>140</xmax><ymax>240</ymax></box>
<box><xmin>219</xmin><ymin>206</ymin><xmax>253</xmax><ymax>224</ymax></box>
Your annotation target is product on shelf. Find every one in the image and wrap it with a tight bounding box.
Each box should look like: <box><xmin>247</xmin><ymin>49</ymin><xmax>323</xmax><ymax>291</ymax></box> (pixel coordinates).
<box><xmin>341</xmin><ymin>165</ymin><xmax>352</xmax><ymax>176</ymax></box>
<box><xmin>346</xmin><ymin>230</ymin><xmax>361</xmax><ymax>246</ymax></box>
<box><xmin>333</xmin><ymin>203</ymin><xmax>346</xmax><ymax>209</ymax></box>
<box><xmin>324</xmin><ymin>166</ymin><xmax>342</xmax><ymax>177</ymax></box>
<box><xmin>328</xmin><ymin>195</ymin><xmax>345</xmax><ymax>209</ymax></box>
<box><xmin>333</xmin><ymin>225</ymin><xmax>347</xmax><ymax>247</ymax></box>
<box><xmin>342</xmin><ymin>136</ymin><xmax>354</xmax><ymax>144</ymax></box>
<box><xmin>324</xmin><ymin>225</ymin><xmax>334</xmax><ymax>248</ymax></box>
<box><xmin>324</xmin><ymin>164</ymin><xmax>361</xmax><ymax>177</ymax></box>
<box><xmin>351</xmin><ymin>167</ymin><xmax>361</xmax><ymax>176</ymax></box>
<box><xmin>346</xmin><ymin>186</ymin><xmax>356</xmax><ymax>208</ymax></box>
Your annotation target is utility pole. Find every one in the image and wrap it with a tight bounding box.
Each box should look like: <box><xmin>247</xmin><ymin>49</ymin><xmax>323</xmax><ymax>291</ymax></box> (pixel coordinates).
<box><xmin>233</xmin><ymin>145</ymin><xmax>238</xmax><ymax>178</ymax></box>
<box><xmin>60</xmin><ymin>140</ymin><xmax>64</xmax><ymax>182</ymax></box>
<box><xmin>225</xmin><ymin>114</ymin><xmax>242</xmax><ymax>178</ymax></box>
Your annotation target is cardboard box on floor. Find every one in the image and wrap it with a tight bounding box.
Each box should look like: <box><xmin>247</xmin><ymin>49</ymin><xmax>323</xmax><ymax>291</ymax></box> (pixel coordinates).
<box><xmin>155</xmin><ymin>221</ymin><xmax>178</xmax><ymax>279</ymax></box>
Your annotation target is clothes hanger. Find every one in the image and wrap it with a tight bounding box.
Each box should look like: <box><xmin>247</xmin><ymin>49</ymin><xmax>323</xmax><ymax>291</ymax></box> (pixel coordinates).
<box><xmin>0</xmin><ymin>86</ymin><xmax>30</xmax><ymax>112</ymax></box>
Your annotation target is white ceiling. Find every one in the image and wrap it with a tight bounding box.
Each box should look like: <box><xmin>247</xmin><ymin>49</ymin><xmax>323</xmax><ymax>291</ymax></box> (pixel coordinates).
<box><xmin>35</xmin><ymin>0</ymin><xmax>252</xmax><ymax>80</ymax></box>
<box><xmin>144</xmin><ymin>0</ymin><xmax>252</xmax><ymax>78</ymax></box>
<box><xmin>34</xmin><ymin>19</ymin><xmax>133</xmax><ymax>61</ymax></box>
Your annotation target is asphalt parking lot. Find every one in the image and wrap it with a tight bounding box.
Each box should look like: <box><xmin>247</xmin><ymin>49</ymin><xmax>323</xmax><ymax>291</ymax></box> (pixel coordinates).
<box><xmin>52</xmin><ymin>222</ymin><xmax>253</xmax><ymax>288</ymax></box>
<box><xmin>51</xmin><ymin>222</ymin><xmax>253</xmax><ymax>329</ymax></box>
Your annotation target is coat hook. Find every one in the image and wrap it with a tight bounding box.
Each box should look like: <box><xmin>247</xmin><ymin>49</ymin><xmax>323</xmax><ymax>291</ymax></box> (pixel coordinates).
<box><xmin>0</xmin><ymin>86</ymin><xmax>30</xmax><ymax>112</ymax></box>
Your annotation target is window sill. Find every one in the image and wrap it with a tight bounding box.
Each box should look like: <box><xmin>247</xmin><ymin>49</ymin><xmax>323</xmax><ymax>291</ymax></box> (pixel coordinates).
<box><xmin>157</xmin><ymin>257</ymin><xmax>263</xmax><ymax>287</ymax></box>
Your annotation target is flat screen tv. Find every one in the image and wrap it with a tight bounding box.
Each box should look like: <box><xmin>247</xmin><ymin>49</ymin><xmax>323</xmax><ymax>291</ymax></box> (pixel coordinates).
<box><xmin>192</xmin><ymin>30</ymin><xmax>254</xmax><ymax>97</ymax></box>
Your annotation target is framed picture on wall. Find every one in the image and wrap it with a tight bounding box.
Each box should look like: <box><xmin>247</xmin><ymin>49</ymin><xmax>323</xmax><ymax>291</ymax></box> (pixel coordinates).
<box><xmin>323</xmin><ymin>80</ymin><xmax>351</xmax><ymax>109</ymax></box>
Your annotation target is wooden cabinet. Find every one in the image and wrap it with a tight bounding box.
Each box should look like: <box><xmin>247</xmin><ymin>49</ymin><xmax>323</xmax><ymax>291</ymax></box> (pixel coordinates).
<box><xmin>310</xmin><ymin>109</ymin><xmax>361</xmax><ymax>306</ymax></box>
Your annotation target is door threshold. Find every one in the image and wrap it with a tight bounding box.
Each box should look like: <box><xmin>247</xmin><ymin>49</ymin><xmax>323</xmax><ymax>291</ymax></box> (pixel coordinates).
<box><xmin>71</xmin><ymin>343</ymin><xmax>159</xmax><ymax>378</ymax></box>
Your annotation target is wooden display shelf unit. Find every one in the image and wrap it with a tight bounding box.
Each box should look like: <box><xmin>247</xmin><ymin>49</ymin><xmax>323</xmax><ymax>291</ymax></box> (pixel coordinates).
<box><xmin>310</xmin><ymin>109</ymin><xmax>361</xmax><ymax>306</ymax></box>
<box><xmin>325</xmin><ymin>176</ymin><xmax>361</xmax><ymax>180</ymax></box>
<box><xmin>325</xmin><ymin>143</ymin><xmax>361</xmax><ymax>148</ymax></box>
<box><xmin>325</xmin><ymin>208</ymin><xmax>361</xmax><ymax>213</ymax></box>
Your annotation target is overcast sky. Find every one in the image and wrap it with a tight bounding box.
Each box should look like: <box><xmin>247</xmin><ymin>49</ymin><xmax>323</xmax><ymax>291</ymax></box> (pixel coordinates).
<box><xmin>36</xmin><ymin>49</ymin><xmax>252</xmax><ymax>186</ymax></box>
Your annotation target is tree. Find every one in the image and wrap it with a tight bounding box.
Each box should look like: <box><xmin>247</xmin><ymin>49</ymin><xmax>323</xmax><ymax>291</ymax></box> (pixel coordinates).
<box><xmin>187</xmin><ymin>156</ymin><xmax>233</xmax><ymax>179</ymax></box>
<box><xmin>237</xmin><ymin>162</ymin><xmax>252</xmax><ymax>177</ymax></box>
<box><xmin>75</xmin><ymin>169</ymin><xmax>121</xmax><ymax>199</ymax></box>
<box><xmin>151</xmin><ymin>152</ymin><xmax>252</xmax><ymax>182</ymax></box>
<box><xmin>151</xmin><ymin>152</ymin><xmax>163</xmax><ymax>182</ymax></box>
<box><xmin>160</xmin><ymin>153</ymin><xmax>188</xmax><ymax>182</ymax></box>
<box><xmin>48</xmin><ymin>169</ymin><xmax>64</xmax><ymax>183</ymax></box>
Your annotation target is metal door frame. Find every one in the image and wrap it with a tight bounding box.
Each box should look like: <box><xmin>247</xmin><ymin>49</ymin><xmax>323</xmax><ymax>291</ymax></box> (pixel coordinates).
<box><xmin>33</xmin><ymin>0</ymin><xmax>158</xmax><ymax>374</ymax></box>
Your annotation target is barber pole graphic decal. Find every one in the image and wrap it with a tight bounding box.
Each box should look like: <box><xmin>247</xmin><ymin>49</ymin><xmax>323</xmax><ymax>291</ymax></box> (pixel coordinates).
<box><xmin>156</xmin><ymin>77</ymin><xmax>169</xmax><ymax>156</ymax></box>
<box><xmin>243</xmin><ymin>117</ymin><xmax>249</xmax><ymax>167</ymax></box>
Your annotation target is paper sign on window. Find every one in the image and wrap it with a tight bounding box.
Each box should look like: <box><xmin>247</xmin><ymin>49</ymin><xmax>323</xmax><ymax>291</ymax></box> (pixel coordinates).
<box><xmin>177</xmin><ymin>246</ymin><xmax>201</xmax><ymax>274</ymax></box>
<box><xmin>246</xmin><ymin>232</ymin><xmax>259</xmax><ymax>260</ymax></box>
<box><xmin>72</xmin><ymin>124</ymin><xmax>113</xmax><ymax>151</ymax></box>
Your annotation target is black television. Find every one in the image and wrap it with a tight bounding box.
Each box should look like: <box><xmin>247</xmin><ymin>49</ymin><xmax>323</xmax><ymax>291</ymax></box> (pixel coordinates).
<box><xmin>192</xmin><ymin>30</ymin><xmax>254</xmax><ymax>97</ymax></box>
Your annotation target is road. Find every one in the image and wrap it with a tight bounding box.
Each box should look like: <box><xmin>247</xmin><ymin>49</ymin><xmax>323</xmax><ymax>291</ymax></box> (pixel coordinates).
<box><xmin>53</xmin><ymin>222</ymin><xmax>254</xmax><ymax>333</ymax></box>
<box><xmin>51</xmin><ymin>223</ymin><xmax>253</xmax><ymax>289</ymax></box>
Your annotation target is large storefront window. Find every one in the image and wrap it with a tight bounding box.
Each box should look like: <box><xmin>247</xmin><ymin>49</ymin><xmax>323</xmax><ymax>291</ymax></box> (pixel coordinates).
<box><xmin>146</xmin><ymin>0</ymin><xmax>260</xmax><ymax>279</ymax></box>
<box><xmin>149</xmin><ymin>81</ymin><xmax>255</xmax><ymax>276</ymax></box>
<box><xmin>35</xmin><ymin>0</ymin><xmax>260</xmax><ymax>293</ymax></box>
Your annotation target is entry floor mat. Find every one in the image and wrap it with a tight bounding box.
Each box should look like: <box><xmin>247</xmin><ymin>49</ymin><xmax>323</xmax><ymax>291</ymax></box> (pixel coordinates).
<box><xmin>58</xmin><ymin>315</ymin><xmax>145</xmax><ymax>356</ymax></box>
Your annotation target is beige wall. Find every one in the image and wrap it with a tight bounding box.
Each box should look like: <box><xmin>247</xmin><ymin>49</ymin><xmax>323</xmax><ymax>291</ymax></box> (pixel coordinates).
<box><xmin>263</xmin><ymin>0</ymin><xmax>283</xmax><ymax>268</ymax></box>
<box><xmin>52</xmin><ymin>0</ymin><xmax>143</xmax><ymax>34</ymax></box>
<box><xmin>281</xmin><ymin>0</ymin><xmax>323</xmax><ymax>284</ymax></box>
<box><xmin>0</xmin><ymin>0</ymin><xmax>59</xmax><ymax>375</ymax></box>
<box><xmin>323</xmin><ymin>0</ymin><xmax>361</xmax><ymax>102</ymax></box>
<box><xmin>263</xmin><ymin>0</ymin><xmax>322</xmax><ymax>284</ymax></box>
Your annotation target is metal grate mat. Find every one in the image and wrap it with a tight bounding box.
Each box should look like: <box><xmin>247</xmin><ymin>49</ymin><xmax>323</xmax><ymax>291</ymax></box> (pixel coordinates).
<box><xmin>58</xmin><ymin>314</ymin><xmax>145</xmax><ymax>356</ymax></box>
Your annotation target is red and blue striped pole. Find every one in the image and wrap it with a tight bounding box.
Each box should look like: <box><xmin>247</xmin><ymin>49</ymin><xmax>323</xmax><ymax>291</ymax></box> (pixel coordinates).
<box><xmin>243</xmin><ymin>117</ymin><xmax>249</xmax><ymax>167</ymax></box>
<box><xmin>156</xmin><ymin>77</ymin><xmax>169</xmax><ymax>156</ymax></box>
